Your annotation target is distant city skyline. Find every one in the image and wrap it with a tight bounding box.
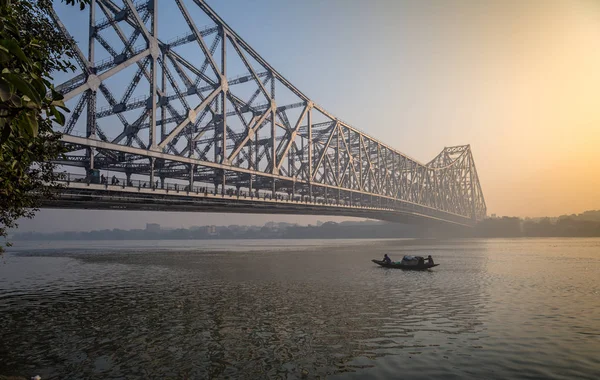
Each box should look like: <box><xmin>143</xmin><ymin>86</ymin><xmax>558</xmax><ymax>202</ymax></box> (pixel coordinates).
<box><xmin>14</xmin><ymin>210</ymin><xmax>600</xmax><ymax>239</ymax></box>
<box><xmin>14</xmin><ymin>209</ymin><xmax>357</xmax><ymax>233</ymax></box>
<box><xmin>15</xmin><ymin>208</ymin><xmax>600</xmax><ymax>234</ymax></box>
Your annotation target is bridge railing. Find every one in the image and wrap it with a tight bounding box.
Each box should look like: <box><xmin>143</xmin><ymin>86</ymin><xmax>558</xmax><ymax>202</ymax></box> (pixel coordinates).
<box><xmin>57</xmin><ymin>172</ymin><xmax>474</xmax><ymax>225</ymax></box>
<box><xmin>61</xmin><ymin>172</ymin><xmax>363</xmax><ymax>206</ymax></box>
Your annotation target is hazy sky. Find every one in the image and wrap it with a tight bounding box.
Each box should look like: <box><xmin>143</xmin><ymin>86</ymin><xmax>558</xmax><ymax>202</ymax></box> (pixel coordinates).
<box><xmin>18</xmin><ymin>0</ymin><xmax>600</xmax><ymax>232</ymax></box>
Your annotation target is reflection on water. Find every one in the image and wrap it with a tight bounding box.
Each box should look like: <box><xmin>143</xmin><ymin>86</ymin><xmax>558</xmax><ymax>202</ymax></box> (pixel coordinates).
<box><xmin>0</xmin><ymin>238</ymin><xmax>599</xmax><ymax>379</ymax></box>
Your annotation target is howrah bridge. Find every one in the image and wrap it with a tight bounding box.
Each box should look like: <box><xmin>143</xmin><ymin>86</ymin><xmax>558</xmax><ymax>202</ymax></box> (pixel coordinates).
<box><xmin>43</xmin><ymin>0</ymin><xmax>487</xmax><ymax>227</ymax></box>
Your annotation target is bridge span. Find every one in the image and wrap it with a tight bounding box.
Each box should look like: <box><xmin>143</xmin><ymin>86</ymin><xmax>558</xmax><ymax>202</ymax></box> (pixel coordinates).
<box><xmin>45</xmin><ymin>0</ymin><xmax>486</xmax><ymax>226</ymax></box>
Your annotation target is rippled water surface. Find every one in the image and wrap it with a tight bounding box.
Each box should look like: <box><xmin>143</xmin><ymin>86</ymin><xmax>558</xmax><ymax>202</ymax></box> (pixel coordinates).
<box><xmin>1</xmin><ymin>238</ymin><xmax>599</xmax><ymax>379</ymax></box>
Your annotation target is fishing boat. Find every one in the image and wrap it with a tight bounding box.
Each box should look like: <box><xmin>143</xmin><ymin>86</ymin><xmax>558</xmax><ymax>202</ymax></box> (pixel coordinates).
<box><xmin>372</xmin><ymin>255</ymin><xmax>439</xmax><ymax>270</ymax></box>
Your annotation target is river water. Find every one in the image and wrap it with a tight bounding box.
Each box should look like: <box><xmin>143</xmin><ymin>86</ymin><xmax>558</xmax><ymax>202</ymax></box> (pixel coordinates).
<box><xmin>0</xmin><ymin>238</ymin><xmax>598</xmax><ymax>379</ymax></box>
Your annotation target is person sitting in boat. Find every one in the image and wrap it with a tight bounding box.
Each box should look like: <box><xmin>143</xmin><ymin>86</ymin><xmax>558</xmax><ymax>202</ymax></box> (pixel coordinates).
<box><xmin>382</xmin><ymin>254</ymin><xmax>392</xmax><ymax>264</ymax></box>
<box><xmin>427</xmin><ymin>255</ymin><xmax>434</xmax><ymax>265</ymax></box>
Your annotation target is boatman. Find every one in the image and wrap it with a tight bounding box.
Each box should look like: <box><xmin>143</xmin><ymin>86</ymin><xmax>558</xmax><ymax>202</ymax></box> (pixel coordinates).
<box><xmin>427</xmin><ymin>255</ymin><xmax>434</xmax><ymax>265</ymax></box>
<box><xmin>383</xmin><ymin>254</ymin><xmax>392</xmax><ymax>264</ymax></box>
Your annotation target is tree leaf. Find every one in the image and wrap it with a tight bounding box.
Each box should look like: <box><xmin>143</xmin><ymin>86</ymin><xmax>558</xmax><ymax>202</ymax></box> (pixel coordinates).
<box><xmin>0</xmin><ymin>39</ymin><xmax>29</xmax><ymax>63</ymax></box>
<box><xmin>0</xmin><ymin>124</ymin><xmax>11</xmax><ymax>144</ymax></box>
<box><xmin>0</xmin><ymin>50</ymin><xmax>10</xmax><ymax>64</ymax></box>
<box><xmin>30</xmin><ymin>77</ymin><xmax>47</xmax><ymax>99</ymax></box>
<box><xmin>24</xmin><ymin>100</ymin><xmax>41</xmax><ymax>109</ymax></box>
<box><xmin>51</xmin><ymin>99</ymin><xmax>69</xmax><ymax>112</ymax></box>
<box><xmin>0</xmin><ymin>78</ymin><xmax>11</xmax><ymax>102</ymax></box>
<box><xmin>22</xmin><ymin>111</ymin><xmax>39</xmax><ymax>137</ymax></box>
<box><xmin>9</xmin><ymin>93</ymin><xmax>23</xmax><ymax>107</ymax></box>
<box><xmin>51</xmin><ymin>107</ymin><xmax>66</xmax><ymax>126</ymax></box>
<box><xmin>50</xmin><ymin>88</ymin><xmax>64</xmax><ymax>101</ymax></box>
<box><xmin>2</xmin><ymin>73</ymin><xmax>41</xmax><ymax>106</ymax></box>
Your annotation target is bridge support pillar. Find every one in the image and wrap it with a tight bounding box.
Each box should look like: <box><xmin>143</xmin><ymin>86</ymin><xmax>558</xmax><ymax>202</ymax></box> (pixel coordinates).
<box><xmin>272</xmin><ymin>178</ymin><xmax>275</xmax><ymax>198</ymax></box>
<box><xmin>189</xmin><ymin>163</ymin><xmax>194</xmax><ymax>191</ymax></box>
<box><xmin>150</xmin><ymin>158</ymin><xmax>155</xmax><ymax>188</ymax></box>
<box><xmin>87</xmin><ymin>148</ymin><xmax>95</xmax><ymax>171</ymax></box>
<box><xmin>221</xmin><ymin>169</ymin><xmax>225</xmax><ymax>196</ymax></box>
<box><xmin>308</xmin><ymin>107</ymin><xmax>313</xmax><ymax>202</ymax></box>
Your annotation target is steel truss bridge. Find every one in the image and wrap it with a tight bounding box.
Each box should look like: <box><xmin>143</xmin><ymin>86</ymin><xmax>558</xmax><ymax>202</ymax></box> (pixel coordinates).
<box><xmin>45</xmin><ymin>0</ymin><xmax>486</xmax><ymax>227</ymax></box>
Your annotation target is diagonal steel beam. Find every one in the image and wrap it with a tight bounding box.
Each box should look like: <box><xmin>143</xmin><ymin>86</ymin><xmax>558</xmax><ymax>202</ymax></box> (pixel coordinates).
<box><xmin>96</xmin><ymin>1</ymin><xmax>155</xmax><ymax>89</ymax></box>
<box><xmin>158</xmin><ymin>86</ymin><xmax>222</xmax><ymax>149</ymax></box>
<box><xmin>227</xmin><ymin>35</ymin><xmax>270</xmax><ymax>101</ymax></box>
<box><xmin>64</xmin><ymin>92</ymin><xmax>89</xmax><ymax>134</ymax></box>
<box><xmin>174</xmin><ymin>0</ymin><xmax>221</xmax><ymax>80</ymax></box>
<box><xmin>275</xmin><ymin>104</ymin><xmax>309</xmax><ymax>171</ymax></box>
<box><xmin>312</xmin><ymin>121</ymin><xmax>338</xmax><ymax>181</ymax></box>
<box><xmin>63</xmin><ymin>49</ymin><xmax>150</xmax><ymax>101</ymax></box>
<box><xmin>123</xmin><ymin>0</ymin><xmax>151</xmax><ymax>43</ymax></box>
<box><xmin>47</xmin><ymin>6</ymin><xmax>92</xmax><ymax>72</ymax></box>
<box><xmin>226</xmin><ymin>108</ymin><xmax>271</xmax><ymax>163</ymax></box>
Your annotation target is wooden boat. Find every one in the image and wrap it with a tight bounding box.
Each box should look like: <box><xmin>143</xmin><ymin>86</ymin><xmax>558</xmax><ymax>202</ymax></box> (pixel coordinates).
<box><xmin>372</xmin><ymin>259</ymin><xmax>439</xmax><ymax>270</ymax></box>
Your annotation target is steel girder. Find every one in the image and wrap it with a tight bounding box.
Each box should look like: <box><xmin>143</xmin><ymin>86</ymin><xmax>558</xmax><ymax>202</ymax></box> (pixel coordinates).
<box><xmin>49</xmin><ymin>0</ymin><xmax>487</xmax><ymax>224</ymax></box>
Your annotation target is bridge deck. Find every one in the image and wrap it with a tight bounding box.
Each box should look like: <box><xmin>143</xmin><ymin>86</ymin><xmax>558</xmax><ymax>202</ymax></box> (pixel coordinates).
<box><xmin>44</xmin><ymin>181</ymin><xmax>475</xmax><ymax>227</ymax></box>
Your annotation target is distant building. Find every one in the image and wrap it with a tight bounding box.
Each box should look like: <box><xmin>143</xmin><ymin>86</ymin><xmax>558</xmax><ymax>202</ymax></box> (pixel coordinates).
<box><xmin>146</xmin><ymin>223</ymin><xmax>160</xmax><ymax>233</ymax></box>
<box><xmin>200</xmin><ymin>225</ymin><xmax>217</xmax><ymax>235</ymax></box>
<box><xmin>277</xmin><ymin>222</ymin><xmax>294</xmax><ymax>229</ymax></box>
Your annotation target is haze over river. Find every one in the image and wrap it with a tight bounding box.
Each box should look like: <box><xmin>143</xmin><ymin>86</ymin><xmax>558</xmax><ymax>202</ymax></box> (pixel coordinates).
<box><xmin>1</xmin><ymin>238</ymin><xmax>599</xmax><ymax>379</ymax></box>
